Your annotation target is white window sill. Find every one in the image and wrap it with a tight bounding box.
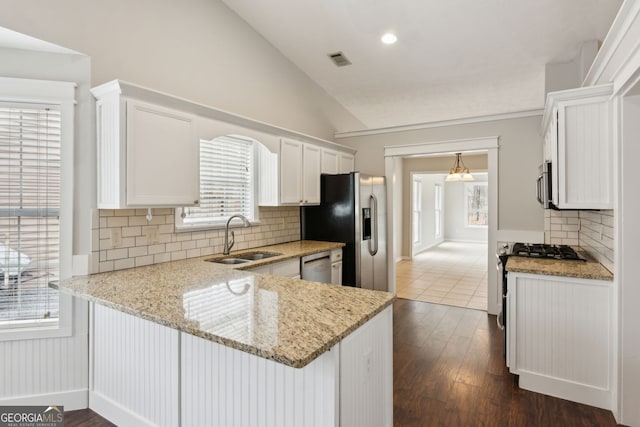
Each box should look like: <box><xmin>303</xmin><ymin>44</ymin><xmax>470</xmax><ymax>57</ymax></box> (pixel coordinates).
<box><xmin>0</xmin><ymin>293</ymin><xmax>73</xmax><ymax>342</ymax></box>
<box><xmin>174</xmin><ymin>219</ymin><xmax>261</xmax><ymax>233</ymax></box>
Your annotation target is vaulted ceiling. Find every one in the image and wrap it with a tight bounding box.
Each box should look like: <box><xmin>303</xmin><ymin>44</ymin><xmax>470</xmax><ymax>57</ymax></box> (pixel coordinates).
<box><xmin>221</xmin><ymin>0</ymin><xmax>622</xmax><ymax>131</ymax></box>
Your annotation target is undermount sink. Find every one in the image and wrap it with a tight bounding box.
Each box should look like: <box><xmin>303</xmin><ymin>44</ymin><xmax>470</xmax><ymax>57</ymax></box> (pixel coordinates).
<box><xmin>205</xmin><ymin>252</ymin><xmax>282</xmax><ymax>265</ymax></box>
<box><xmin>236</xmin><ymin>252</ymin><xmax>282</xmax><ymax>261</ymax></box>
<box><xmin>206</xmin><ymin>257</ymin><xmax>249</xmax><ymax>265</ymax></box>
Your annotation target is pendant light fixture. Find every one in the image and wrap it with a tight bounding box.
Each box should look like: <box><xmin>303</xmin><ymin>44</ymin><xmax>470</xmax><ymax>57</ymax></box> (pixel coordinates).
<box><xmin>445</xmin><ymin>153</ymin><xmax>474</xmax><ymax>182</ymax></box>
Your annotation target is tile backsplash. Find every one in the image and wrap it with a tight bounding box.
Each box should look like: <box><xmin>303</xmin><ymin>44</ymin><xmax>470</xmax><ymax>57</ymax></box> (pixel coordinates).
<box><xmin>91</xmin><ymin>206</ymin><xmax>300</xmax><ymax>273</ymax></box>
<box><xmin>545</xmin><ymin>209</ymin><xmax>614</xmax><ymax>272</ymax></box>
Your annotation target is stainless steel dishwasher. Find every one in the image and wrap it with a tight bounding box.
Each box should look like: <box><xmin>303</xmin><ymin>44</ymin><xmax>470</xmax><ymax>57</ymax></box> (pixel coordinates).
<box><xmin>301</xmin><ymin>251</ymin><xmax>331</xmax><ymax>284</ymax></box>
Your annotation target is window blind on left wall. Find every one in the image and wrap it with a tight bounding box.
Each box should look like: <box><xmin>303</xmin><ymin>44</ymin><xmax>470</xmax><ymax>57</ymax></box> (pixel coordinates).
<box><xmin>0</xmin><ymin>102</ymin><xmax>61</xmax><ymax>325</ymax></box>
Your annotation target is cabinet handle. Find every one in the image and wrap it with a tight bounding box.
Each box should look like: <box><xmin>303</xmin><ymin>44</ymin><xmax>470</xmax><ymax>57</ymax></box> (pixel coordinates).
<box><xmin>194</xmin><ymin>199</ymin><xmax>199</xmax><ymax>204</ymax></box>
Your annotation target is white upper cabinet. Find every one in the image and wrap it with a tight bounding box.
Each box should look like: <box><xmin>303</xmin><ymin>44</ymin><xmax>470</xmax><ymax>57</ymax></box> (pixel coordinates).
<box><xmin>339</xmin><ymin>152</ymin><xmax>355</xmax><ymax>174</ymax></box>
<box><xmin>279</xmin><ymin>138</ymin><xmax>320</xmax><ymax>205</ymax></box>
<box><xmin>541</xmin><ymin>84</ymin><xmax>613</xmax><ymax>210</ymax></box>
<box><xmin>321</xmin><ymin>149</ymin><xmax>339</xmax><ymax>174</ymax></box>
<box><xmin>302</xmin><ymin>143</ymin><xmax>321</xmax><ymax>204</ymax></box>
<box><xmin>280</xmin><ymin>139</ymin><xmax>304</xmax><ymax>204</ymax></box>
<box><xmin>92</xmin><ymin>81</ymin><xmax>199</xmax><ymax>208</ymax></box>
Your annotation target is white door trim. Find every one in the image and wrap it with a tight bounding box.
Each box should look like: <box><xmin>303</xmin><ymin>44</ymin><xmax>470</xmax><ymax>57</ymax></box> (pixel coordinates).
<box><xmin>384</xmin><ymin>136</ymin><xmax>499</xmax><ymax>315</ymax></box>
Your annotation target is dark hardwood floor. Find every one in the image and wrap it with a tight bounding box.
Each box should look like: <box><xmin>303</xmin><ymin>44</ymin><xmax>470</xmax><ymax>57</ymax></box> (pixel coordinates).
<box><xmin>63</xmin><ymin>408</ymin><xmax>114</xmax><ymax>426</ymax></box>
<box><xmin>393</xmin><ymin>298</ymin><xmax>619</xmax><ymax>427</ymax></box>
<box><xmin>64</xmin><ymin>298</ymin><xmax>620</xmax><ymax>426</ymax></box>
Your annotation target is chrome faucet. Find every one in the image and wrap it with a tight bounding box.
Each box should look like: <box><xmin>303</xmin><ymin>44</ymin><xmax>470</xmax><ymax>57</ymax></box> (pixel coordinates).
<box><xmin>223</xmin><ymin>214</ymin><xmax>251</xmax><ymax>255</ymax></box>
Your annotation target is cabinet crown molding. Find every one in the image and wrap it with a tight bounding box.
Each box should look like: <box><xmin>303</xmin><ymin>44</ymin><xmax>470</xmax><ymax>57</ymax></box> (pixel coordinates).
<box><xmin>541</xmin><ymin>84</ymin><xmax>613</xmax><ymax>134</ymax></box>
<box><xmin>91</xmin><ymin>79</ymin><xmax>356</xmax><ymax>155</ymax></box>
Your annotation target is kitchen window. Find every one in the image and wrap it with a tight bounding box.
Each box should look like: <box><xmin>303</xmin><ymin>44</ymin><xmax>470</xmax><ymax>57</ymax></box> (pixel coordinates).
<box><xmin>464</xmin><ymin>182</ymin><xmax>488</xmax><ymax>227</ymax></box>
<box><xmin>0</xmin><ymin>77</ymin><xmax>74</xmax><ymax>340</ymax></box>
<box><xmin>176</xmin><ymin>135</ymin><xmax>258</xmax><ymax>230</ymax></box>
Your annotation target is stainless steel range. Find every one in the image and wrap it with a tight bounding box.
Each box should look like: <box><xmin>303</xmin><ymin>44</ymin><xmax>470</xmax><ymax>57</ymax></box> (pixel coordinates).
<box><xmin>496</xmin><ymin>243</ymin><xmax>586</xmax><ymax>359</ymax></box>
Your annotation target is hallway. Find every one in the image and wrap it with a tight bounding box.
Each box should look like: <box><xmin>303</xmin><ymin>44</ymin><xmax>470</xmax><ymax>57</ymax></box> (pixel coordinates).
<box><xmin>396</xmin><ymin>242</ymin><xmax>487</xmax><ymax>311</ymax></box>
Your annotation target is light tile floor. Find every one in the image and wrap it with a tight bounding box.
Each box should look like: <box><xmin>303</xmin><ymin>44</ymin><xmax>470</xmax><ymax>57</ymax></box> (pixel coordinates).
<box><xmin>396</xmin><ymin>241</ymin><xmax>488</xmax><ymax>311</ymax></box>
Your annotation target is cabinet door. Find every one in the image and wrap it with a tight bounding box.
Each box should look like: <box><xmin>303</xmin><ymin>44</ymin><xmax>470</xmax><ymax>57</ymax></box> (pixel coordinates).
<box><xmin>321</xmin><ymin>149</ymin><xmax>339</xmax><ymax>174</ymax></box>
<box><xmin>302</xmin><ymin>144</ymin><xmax>321</xmax><ymax>204</ymax></box>
<box><xmin>557</xmin><ymin>97</ymin><xmax>611</xmax><ymax>209</ymax></box>
<box><xmin>339</xmin><ymin>153</ymin><xmax>355</xmax><ymax>174</ymax></box>
<box><xmin>280</xmin><ymin>139</ymin><xmax>303</xmax><ymax>204</ymax></box>
<box><xmin>507</xmin><ymin>273</ymin><xmax>612</xmax><ymax>408</ymax></box>
<box><xmin>331</xmin><ymin>261</ymin><xmax>342</xmax><ymax>285</ymax></box>
<box><xmin>126</xmin><ymin>100</ymin><xmax>199</xmax><ymax>207</ymax></box>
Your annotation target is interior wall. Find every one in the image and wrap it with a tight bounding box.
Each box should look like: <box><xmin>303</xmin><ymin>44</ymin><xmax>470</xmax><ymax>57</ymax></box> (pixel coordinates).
<box><xmin>444</xmin><ymin>174</ymin><xmax>489</xmax><ymax>243</ymax></box>
<box><xmin>339</xmin><ymin>115</ymin><xmax>544</xmax><ymax>236</ymax></box>
<box><xmin>0</xmin><ymin>0</ymin><xmax>363</xmax><ymax>139</ymax></box>
<box><xmin>402</xmin><ymin>154</ymin><xmax>488</xmax><ymax>257</ymax></box>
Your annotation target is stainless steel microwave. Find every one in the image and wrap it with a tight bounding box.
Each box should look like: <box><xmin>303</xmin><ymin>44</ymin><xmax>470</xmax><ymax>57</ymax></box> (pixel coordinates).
<box><xmin>536</xmin><ymin>161</ymin><xmax>553</xmax><ymax>209</ymax></box>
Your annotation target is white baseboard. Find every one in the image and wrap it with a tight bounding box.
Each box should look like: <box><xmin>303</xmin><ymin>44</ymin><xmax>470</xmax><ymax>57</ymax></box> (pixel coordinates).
<box><xmin>0</xmin><ymin>389</ymin><xmax>88</xmax><ymax>411</ymax></box>
<box><xmin>90</xmin><ymin>391</ymin><xmax>155</xmax><ymax>427</ymax></box>
<box><xmin>518</xmin><ymin>372</ymin><xmax>611</xmax><ymax>410</ymax></box>
<box><xmin>441</xmin><ymin>239</ymin><xmax>488</xmax><ymax>244</ymax></box>
<box><xmin>413</xmin><ymin>240</ymin><xmax>444</xmax><ymax>256</ymax></box>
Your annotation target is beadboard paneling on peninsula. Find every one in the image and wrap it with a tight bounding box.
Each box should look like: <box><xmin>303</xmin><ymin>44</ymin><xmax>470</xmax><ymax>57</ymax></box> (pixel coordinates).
<box><xmin>91</xmin><ymin>207</ymin><xmax>300</xmax><ymax>273</ymax></box>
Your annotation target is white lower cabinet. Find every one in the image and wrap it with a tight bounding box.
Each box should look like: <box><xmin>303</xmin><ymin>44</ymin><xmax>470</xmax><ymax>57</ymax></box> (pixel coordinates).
<box><xmin>331</xmin><ymin>249</ymin><xmax>343</xmax><ymax>285</ymax></box>
<box><xmin>507</xmin><ymin>272</ymin><xmax>612</xmax><ymax>409</ymax></box>
<box><xmin>89</xmin><ymin>304</ymin><xmax>392</xmax><ymax>427</ymax></box>
<box><xmin>247</xmin><ymin>258</ymin><xmax>300</xmax><ymax>277</ymax></box>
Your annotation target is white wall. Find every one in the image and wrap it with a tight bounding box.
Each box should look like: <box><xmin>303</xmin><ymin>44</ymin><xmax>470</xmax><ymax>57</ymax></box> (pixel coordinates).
<box><xmin>338</xmin><ymin>115</ymin><xmax>544</xmax><ymax>235</ymax></box>
<box><xmin>0</xmin><ymin>47</ymin><xmax>90</xmax><ymax>408</ymax></box>
<box><xmin>0</xmin><ymin>0</ymin><xmax>363</xmax><ymax>140</ymax></box>
<box><xmin>444</xmin><ymin>174</ymin><xmax>488</xmax><ymax>243</ymax></box>
<box><xmin>412</xmin><ymin>174</ymin><xmax>445</xmax><ymax>255</ymax></box>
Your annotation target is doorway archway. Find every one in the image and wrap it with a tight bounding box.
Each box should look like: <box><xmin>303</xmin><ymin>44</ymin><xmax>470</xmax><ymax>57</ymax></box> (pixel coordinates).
<box><xmin>384</xmin><ymin>137</ymin><xmax>499</xmax><ymax>315</ymax></box>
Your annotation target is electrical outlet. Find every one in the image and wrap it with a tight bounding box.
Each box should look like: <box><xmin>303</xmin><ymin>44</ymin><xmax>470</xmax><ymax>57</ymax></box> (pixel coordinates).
<box><xmin>110</xmin><ymin>228</ymin><xmax>122</xmax><ymax>248</ymax></box>
<box><xmin>146</xmin><ymin>226</ymin><xmax>160</xmax><ymax>244</ymax></box>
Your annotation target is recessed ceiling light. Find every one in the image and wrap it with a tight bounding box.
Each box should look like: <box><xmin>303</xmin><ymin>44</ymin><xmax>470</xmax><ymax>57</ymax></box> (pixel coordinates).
<box><xmin>381</xmin><ymin>33</ymin><xmax>397</xmax><ymax>45</ymax></box>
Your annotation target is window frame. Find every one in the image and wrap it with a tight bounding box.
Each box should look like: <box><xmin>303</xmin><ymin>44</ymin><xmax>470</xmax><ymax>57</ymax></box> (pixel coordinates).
<box><xmin>412</xmin><ymin>177</ymin><xmax>422</xmax><ymax>245</ymax></box>
<box><xmin>0</xmin><ymin>77</ymin><xmax>75</xmax><ymax>341</ymax></box>
<box><xmin>174</xmin><ymin>135</ymin><xmax>261</xmax><ymax>232</ymax></box>
<box><xmin>434</xmin><ymin>183</ymin><xmax>443</xmax><ymax>238</ymax></box>
<box><xmin>464</xmin><ymin>181</ymin><xmax>489</xmax><ymax>228</ymax></box>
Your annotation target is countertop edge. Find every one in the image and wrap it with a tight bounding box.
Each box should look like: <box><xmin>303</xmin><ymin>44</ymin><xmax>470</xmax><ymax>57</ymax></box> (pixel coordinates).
<box><xmin>54</xmin><ymin>240</ymin><xmax>392</xmax><ymax>369</ymax></box>
<box><xmin>54</xmin><ymin>283</ymin><xmax>395</xmax><ymax>368</ymax></box>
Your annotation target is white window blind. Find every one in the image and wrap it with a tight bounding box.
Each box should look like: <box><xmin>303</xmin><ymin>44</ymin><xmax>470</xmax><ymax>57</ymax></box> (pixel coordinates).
<box><xmin>181</xmin><ymin>135</ymin><xmax>255</xmax><ymax>226</ymax></box>
<box><xmin>0</xmin><ymin>102</ymin><xmax>60</xmax><ymax>326</ymax></box>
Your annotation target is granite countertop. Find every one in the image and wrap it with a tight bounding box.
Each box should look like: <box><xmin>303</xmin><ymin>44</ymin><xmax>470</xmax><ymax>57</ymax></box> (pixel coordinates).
<box><xmin>54</xmin><ymin>240</ymin><xmax>395</xmax><ymax>368</ymax></box>
<box><xmin>506</xmin><ymin>255</ymin><xmax>613</xmax><ymax>281</ymax></box>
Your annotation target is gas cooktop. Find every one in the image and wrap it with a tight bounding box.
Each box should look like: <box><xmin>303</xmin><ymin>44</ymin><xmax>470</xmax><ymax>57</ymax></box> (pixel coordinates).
<box><xmin>511</xmin><ymin>243</ymin><xmax>586</xmax><ymax>262</ymax></box>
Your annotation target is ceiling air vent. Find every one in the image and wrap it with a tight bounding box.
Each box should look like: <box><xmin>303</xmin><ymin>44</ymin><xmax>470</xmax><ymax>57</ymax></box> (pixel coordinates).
<box><xmin>328</xmin><ymin>51</ymin><xmax>352</xmax><ymax>67</ymax></box>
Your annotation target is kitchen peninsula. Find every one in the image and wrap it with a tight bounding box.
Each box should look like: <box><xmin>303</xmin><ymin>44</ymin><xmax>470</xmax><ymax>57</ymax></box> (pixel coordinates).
<box><xmin>55</xmin><ymin>240</ymin><xmax>394</xmax><ymax>427</ymax></box>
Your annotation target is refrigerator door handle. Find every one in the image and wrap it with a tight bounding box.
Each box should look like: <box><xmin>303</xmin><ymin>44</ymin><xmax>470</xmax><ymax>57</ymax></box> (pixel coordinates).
<box><xmin>369</xmin><ymin>194</ymin><xmax>379</xmax><ymax>256</ymax></box>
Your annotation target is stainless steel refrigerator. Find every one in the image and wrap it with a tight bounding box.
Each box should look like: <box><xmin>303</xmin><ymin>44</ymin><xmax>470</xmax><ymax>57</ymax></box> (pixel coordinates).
<box><xmin>301</xmin><ymin>172</ymin><xmax>387</xmax><ymax>292</ymax></box>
